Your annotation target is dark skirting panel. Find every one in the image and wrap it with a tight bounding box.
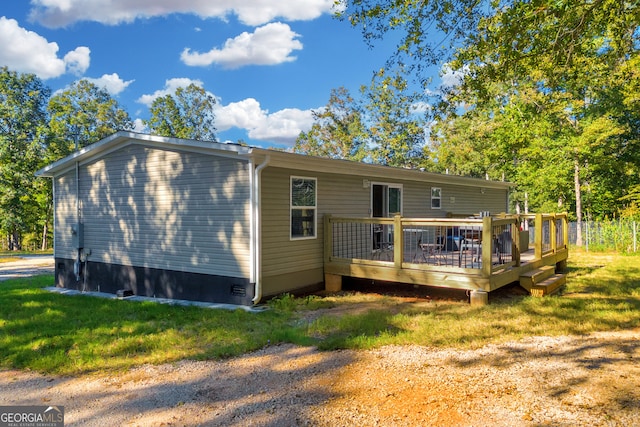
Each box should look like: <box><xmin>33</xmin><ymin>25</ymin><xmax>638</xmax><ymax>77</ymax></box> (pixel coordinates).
<box><xmin>55</xmin><ymin>258</ymin><xmax>254</xmax><ymax>306</ymax></box>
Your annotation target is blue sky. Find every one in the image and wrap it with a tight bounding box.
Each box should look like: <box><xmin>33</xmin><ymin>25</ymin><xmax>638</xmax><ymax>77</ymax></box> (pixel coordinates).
<box><xmin>1</xmin><ymin>1</ymin><xmax>438</xmax><ymax>148</ymax></box>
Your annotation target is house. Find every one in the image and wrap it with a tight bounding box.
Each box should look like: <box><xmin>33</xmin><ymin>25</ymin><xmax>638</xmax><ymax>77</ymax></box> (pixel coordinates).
<box><xmin>36</xmin><ymin>131</ymin><xmax>513</xmax><ymax>305</ymax></box>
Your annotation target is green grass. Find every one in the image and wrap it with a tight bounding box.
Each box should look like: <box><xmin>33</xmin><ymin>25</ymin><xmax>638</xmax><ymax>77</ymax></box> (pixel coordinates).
<box><xmin>0</xmin><ymin>249</ymin><xmax>53</xmax><ymax>257</ymax></box>
<box><xmin>0</xmin><ymin>275</ymin><xmax>308</xmax><ymax>375</ymax></box>
<box><xmin>1</xmin><ymin>249</ymin><xmax>639</xmax><ymax>375</ymax></box>
<box><xmin>301</xmin><ymin>249</ymin><xmax>640</xmax><ymax>350</ymax></box>
<box><xmin>0</xmin><ymin>249</ymin><xmax>53</xmax><ymax>263</ymax></box>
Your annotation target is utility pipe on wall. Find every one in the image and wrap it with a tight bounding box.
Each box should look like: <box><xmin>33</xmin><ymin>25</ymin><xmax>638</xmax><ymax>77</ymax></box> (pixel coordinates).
<box><xmin>75</xmin><ymin>160</ymin><xmax>82</xmax><ymax>282</ymax></box>
<box><xmin>251</xmin><ymin>155</ymin><xmax>270</xmax><ymax>304</ymax></box>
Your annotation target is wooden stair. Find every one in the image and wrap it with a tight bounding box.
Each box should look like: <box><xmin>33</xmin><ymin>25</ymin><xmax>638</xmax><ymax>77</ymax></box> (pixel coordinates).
<box><xmin>519</xmin><ymin>265</ymin><xmax>566</xmax><ymax>297</ymax></box>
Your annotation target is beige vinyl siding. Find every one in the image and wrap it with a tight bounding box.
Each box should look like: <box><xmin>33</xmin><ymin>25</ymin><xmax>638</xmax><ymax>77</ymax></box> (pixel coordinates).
<box><xmin>76</xmin><ymin>144</ymin><xmax>251</xmax><ymax>277</ymax></box>
<box><xmin>260</xmin><ymin>168</ymin><xmax>371</xmax><ymax>294</ymax></box>
<box><xmin>53</xmin><ymin>170</ymin><xmax>78</xmax><ymax>259</ymax></box>
<box><xmin>443</xmin><ymin>185</ymin><xmax>507</xmax><ymax>215</ymax></box>
<box><xmin>260</xmin><ymin>166</ymin><xmax>508</xmax><ymax>295</ymax></box>
<box><xmin>403</xmin><ymin>181</ymin><xmax>507</xmax><ymax>217</ymax></box>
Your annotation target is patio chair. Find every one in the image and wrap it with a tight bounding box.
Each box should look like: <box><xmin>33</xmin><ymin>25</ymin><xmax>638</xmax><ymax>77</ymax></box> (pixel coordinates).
<box><xmin>416</xmin><ymin>227</ymin><xmax>445</xmax><ymax>264</ymax></box>
<box><xmin>372</xmin><ymin>225</ymin><xmax>394</xmax><ymax>261</ymax></box>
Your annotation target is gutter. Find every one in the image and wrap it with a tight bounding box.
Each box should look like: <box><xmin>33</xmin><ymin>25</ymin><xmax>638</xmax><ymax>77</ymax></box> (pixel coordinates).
<box><xmin>251</xmin><ymin>155</ymin><xmax>270</xmax><ymax>304</ymax></box>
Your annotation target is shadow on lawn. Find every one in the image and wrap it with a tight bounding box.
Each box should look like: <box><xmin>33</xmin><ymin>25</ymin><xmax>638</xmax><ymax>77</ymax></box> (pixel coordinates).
<box><xmin>0</xmin><ymin>275</ymin><xmax>295</xmax><ymax>374</ymax></box>
<box><xmin>1</xmin><ymin>344</ymin><xmax>356</xmax><ymax>427</ymax></box>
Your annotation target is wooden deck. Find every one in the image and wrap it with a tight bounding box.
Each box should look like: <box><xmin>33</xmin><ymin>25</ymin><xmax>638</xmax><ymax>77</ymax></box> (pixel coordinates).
<box><xmin>323</xmin><ymin>213</ymin><xmax>569</xmax><ymax>296</ymax></box>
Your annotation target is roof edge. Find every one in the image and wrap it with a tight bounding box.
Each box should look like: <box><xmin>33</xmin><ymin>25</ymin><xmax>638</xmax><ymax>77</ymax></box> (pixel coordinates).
<box><xmin>36</xmin><ymin>131</ymin><xmax>252</xmax><ymax>177</ymax></box>
<box><xmin>250</xmin><ymin>148</ymin><xmax>514</xmax><ymax>190</ymax></box>
<box><xmin>36</xmin><ymin>132</ymin><xmax>513</xmax><ymax>190</ymax></box>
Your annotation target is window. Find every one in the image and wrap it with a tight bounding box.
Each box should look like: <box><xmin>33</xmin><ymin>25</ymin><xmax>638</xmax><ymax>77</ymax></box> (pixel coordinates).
<box><xmin>372</xmin><ymin>183</ymin><xmax>403</xmax><ymax>217</ymax></box>
<box><xmin>291</xmin><ymin>177</ymin><xmax>317</xmax><ymax>239</ymax></box>
<box><xmin>388</xmin><ymin>186</ymin><xmax>402</xmax><ymax>215</ymax></box>
<box><xmin>431</xmin><ymin>187</ymin><xmax>441</xmax><ymax>209</ymax></box>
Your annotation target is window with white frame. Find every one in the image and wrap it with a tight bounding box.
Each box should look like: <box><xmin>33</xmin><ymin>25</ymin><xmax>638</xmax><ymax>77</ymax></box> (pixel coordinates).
<box><xmin>431</xmin><ymin>187</ymin><xmax>442</xmax><ymax>209</ymax></box>
<box><xmin>290</xmin><ymin>176</ymin><xmax>317</xmax><ymax>239</ymax></box>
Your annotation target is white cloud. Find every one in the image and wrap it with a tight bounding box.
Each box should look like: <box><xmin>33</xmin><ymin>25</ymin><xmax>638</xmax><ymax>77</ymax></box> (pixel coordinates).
<box><xmin>410</xmin><ymin>101</ymin><xmax>431</xmax><ymax>114</ymax></box>
<box><xmin>63</xmin><ymin>46</ymin><xmax>91</xmax><ymax>75</ymax></box>
<box><xmin>248</xmin><ymin>108</ymin><xmax>314</xmax><ymax>143</ymax></box>
<box><xmin>215</xmin><ymin>98</ymin><xmax>265</xmax><ymax>130</ymax></box>
<box><xmin>439</xmin><ymin>64</ymin><xmax>468</xmax><ymax>90</ymax></box>
<box><xmin>132</xmin><ymin>118</ymin><xmax>147</xmax><ymax>133</ymax></box>
<box><xmin>85</xmin><ymin>73</ymin><xmax>134</xmax><ymax>95</ymax></box>
<box><xmin>139</xmin><ymin>80</ymin><xmax>313</xmax><ymax>145</ymax></box>
<box><xmin>136</xmin><ymin>78</ymin><xmax>204</xmax><ymax>106</ymax></box>
<box><xmin>216</xmin><ymin>98</ymin><xmax>313</xmax><ymax>145</ymax></box>
<box><xmin>181</xmin><ymin>22</ymin><xmax>302</xmax><ymax>69</ymax></box>
<box><xmin>29</xmin><ymin>0</ymin><xmax>336</xmax><ymax>28</ymax></box>
<box><xmin>0</xmin><ymin>16</ymin><xmax>90</xmax><ymax>79</ymax></box>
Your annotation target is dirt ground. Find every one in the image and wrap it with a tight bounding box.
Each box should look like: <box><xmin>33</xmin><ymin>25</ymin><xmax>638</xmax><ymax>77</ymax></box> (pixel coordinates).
<box><xmin>2</xmin><ymin>258</ymin><xmax>639</xmax><ymax>426</ymax></box>
<box><xmin>1</xmin><ymin>328</ymin><xmax>639</xmax><ymax>426</ymax></box>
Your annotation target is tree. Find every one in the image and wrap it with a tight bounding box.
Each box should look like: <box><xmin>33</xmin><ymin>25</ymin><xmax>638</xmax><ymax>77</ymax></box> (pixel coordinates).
<box><xmin>145</xmin><ymin>84</ymin><xmax>217</xmax><ymax>141</ymax></box>
<box><xmin>360</xmin><ymin>69</ymin><xmax>428</xmax><ymax>167</ymax></box>
<box><xmin>342</xmin><ymin>0</ymin><xmax>639</xmax><ymax>236</ymax></box>
<box><xmin>433</xmin><ymin>47</ymin><xmax>638</xmax><ymax>244</ymax></box>
<box><xmin>45</xmin><ymin>80</ymin><xmax>133</xmax><ymax>249</ymax></box>
<box><xmin>0</xmin><ymin>68</ymin><xmax>50</xmax><ymax>250</ymax></box>
<box><xmin>47</xmin><ymin>79</ymin><xmax>133</xmax><ymax>159</ymax></box>
<box><xmin>297</xmin><ymin>73</ymin><xmax>428</xmax><ymax>168</ymax></box>
<box><xmin>340</xmin><ymin>0</ymin><xmax>638</xmax><ymax>88</ymax></box>
<box><xmin>294</xmin><ymin>87</ymin><xmax>367</xmax><ymax>160</ymax></box>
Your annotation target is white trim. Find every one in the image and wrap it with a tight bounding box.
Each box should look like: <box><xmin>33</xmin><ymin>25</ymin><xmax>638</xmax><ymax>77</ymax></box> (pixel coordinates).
<box><xmin>290</xmin><ymin>176</ymin><xmax>317</xmax><ymax>240</ymax></box>
<box><xmin>431</xmin><ymin>187</ymin><xmax>442</xmax><ymax>210</ymax></box>
<box><xmin>249</xmin><ymin>159</ymin><xmax>256</xmax><ymax>286</ymax></box>
<box><xmin>251</xmin><ymin>155</ymin><xmax>270</xmax><ymax>304</ymax></box>
<box><xmin>370</xmin><ymin>182</ymin><xmax>404</xmax><ymax>217</ymax></box>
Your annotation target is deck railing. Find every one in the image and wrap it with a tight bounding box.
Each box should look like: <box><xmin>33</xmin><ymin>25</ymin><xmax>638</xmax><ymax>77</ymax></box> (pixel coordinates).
<box><xmin>324</xmin><ymin>213</ymin><xmax>568</xmax><ymax>282</ymax></box>
<box><xmin>526</xmin><ymin>213</ymin><xmax>568</xmax><ymax>259</ymax></box>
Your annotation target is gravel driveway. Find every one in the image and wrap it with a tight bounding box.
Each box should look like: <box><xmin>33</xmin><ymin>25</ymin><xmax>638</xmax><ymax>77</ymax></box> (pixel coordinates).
<box><xmin>1</xmin><ymin>330</ymin><xmax>638</xmax><ymax>426</ymax></box>
<box><xmin>1</xmin><ymin>256</ymin><xmax>639</xmax><ymax>426</ymax></box>
<box><xmin>0</xmin><ymin>255</ymin><xmax>54</xmax><ymax>281</ymax></box>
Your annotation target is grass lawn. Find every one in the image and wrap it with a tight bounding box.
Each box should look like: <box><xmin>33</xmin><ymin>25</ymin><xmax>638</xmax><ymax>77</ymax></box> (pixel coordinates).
<box><xmin>0</xmin><ymin>250</ymin><xmax>53</xmax><ymax>257</ymax></box>
<box><xmin>1</xmin><ymin>249</ymin><xmax>639</xmax><ymax>375</ymax></box>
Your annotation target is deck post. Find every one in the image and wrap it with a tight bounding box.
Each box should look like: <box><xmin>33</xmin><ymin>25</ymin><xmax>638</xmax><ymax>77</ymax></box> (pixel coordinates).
<box><xmin>394</xmin><ymin>214</ymin><xmax>403</xmax><ymax>270</ymax></box>
<box><xmin>470</xmin><ymin>290</ymin><xmax>489</xmax><ymax>306</ymax></box>
<box><xmin>550</xmin><ymin>213</ymin><xmax>557</xmax><ymax>254</ymax></box>
<box><xmin>562</xmin><ymin>213</ymin><xmax>569</xmax><ymax>249</ymax></box>
<box><xmin>512</xmin><ymin>218</ymin><xmax>521</xmax><ymax>266</ymax></box>
<box><xmin>324</xmin><ymin>273</ymin><xmax>342</xmax><ymax>292</ymax></box>
<box><xmin>534</xmin><ymin>213</ymin><xmax>543</xmax><ymax>259</ymax></box>
<box><xmin>481</xmin><ymin>216</ymin><xmax>492</xmax><ymax>278</ymax></box>
<box><xmin>558</xmin><ymin>213</ymin><xmax>569</xmax><ymax>271</ymax></box>
<box><xmin>324</xmin><ymin>214</ymin><xmax>332</xmax><ymax>264</ymax></box>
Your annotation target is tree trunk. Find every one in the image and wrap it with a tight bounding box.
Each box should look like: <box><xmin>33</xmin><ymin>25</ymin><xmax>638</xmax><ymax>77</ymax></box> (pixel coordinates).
<box><xmin>41</xmin><ymin>202</ymin><xmax>52</xmax><ymax>250</ymax></box>
<box><xmin>41</xmin><ymin>221</ymin><xmax>48</xmax><ymax>250</ymax></box>
<box><xmin>574</xmin><ymin>159</ymin><xmax>583</xmax><ymax>247</ymax></box>
<box><xmin>9</xmin><ymin>227</ymin><xmax>22</xmax><ymax>251</ymax></box>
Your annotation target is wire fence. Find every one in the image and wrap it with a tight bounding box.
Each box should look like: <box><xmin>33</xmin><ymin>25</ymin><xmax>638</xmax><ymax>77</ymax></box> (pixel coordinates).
<box><xmin>527</xmin><ymin>219</ymin><xmax>638</xmax><ymax>253</ymax></box>
<box><xmin>566</xmin><ymin>220</ymin><xmax>638</xmax><ymax>253</ymax></box>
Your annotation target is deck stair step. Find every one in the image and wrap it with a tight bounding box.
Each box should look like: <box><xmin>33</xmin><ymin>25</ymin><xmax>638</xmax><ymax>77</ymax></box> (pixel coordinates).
<box><xmin>527</xmin><ymin>274</ymin><xmax>566</xmax><ymax>297</ymax></box>
<box><xmin>519</xmin><ymin>265</ymin><xmax>555</xmax><ymax>288</ymax></box>
<box><xmin>520</xmin><ymin>265</ymin><xmax>566</xmax><ymax>296</ymax></box>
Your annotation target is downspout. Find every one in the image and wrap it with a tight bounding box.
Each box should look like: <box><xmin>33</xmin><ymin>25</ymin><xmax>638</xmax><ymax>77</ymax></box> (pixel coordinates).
<box><xmin>75</xmin><ymin>160</ymin><xmax>81</xmax><ymax>282</ymax></box>
<box><xmin>76</xmin><ymin>161</ymin><xmax>79</xmax><ymax>219</ymax></box>
<box><xmin>251</xmin><ymin>155</ymin><xmax>270</xmax><ymax>304</ymax></box>
<box><xmin>74</xmin><ymin>132</ymin><xmax>81</xmax><ymax>279</ymax></box>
